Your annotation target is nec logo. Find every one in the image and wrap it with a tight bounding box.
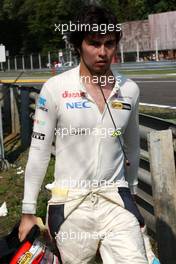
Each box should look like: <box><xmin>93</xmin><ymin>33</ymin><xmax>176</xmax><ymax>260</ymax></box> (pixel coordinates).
<box><xmin>66</xmin><ymin>101</ymin><xmax>91</xmax><ymax>109</ymax></box>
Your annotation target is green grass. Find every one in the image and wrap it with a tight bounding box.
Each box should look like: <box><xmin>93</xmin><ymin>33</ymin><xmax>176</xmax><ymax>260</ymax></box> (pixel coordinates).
<box><xmin>166</xmin><ymin>118</ymin><xmax>176</xmax><ymax>123</ymax></box>
<box><xmin>0</xmin><ymin>150</ymin><xmax>55</xmax><ymax>236</ymax></box>
<box><xmin>139</xmin><ymin>105</ymin><xmax>176</xmax><ymax>124</ymax></box>
<box><xmin>139</xmin><ymin>105</ymin><xmax>176</xmax><ymax>117</ymax></box>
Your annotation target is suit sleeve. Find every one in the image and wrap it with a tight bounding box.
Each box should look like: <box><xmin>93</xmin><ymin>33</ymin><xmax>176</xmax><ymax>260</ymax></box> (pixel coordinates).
<box><xmin>22</xmin><ymin>82</ymin><xmax>57</xmax><ymax>214</ymax></box>
<box><xmin>123</xmin><ymin>90</ymin><xmax>140</xmax><ymax>194</ymax></box>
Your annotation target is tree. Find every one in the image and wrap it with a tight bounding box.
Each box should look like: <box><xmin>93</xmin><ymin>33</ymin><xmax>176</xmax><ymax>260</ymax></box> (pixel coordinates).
<box><xmin>0</xmin><ymin>0</ymin><xmax>175</xmax><ymax>54</ymax></box>
<box><xmin>16</xmin><ymin>0</ymin><xmax>86</xmax><ymax>53</ymax></box>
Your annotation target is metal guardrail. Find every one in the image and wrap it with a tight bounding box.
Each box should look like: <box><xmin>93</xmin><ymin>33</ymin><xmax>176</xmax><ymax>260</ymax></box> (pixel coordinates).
<box><xmin>0</xmin><ymin>89</ymin><xmax>10</xmax><ymax>169</ymax></box>
<box><xmin>138</xmin><ymin>114</ymin><xmax>176</xmax><ymax>232</ymax></box>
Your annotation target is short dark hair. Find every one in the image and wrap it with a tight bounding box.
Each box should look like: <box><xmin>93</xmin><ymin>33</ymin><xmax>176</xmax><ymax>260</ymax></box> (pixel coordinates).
<box><xmin>69</xmin><ymin>5</ymin><xmax>122</xmax><ymax>54</ymax></box>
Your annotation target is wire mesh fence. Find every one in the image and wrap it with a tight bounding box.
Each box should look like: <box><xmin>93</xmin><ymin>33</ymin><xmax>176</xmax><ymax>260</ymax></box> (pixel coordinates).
<box><xmin>2</xmin><ymin>50</ymin><xmax>79</xmax><ymax>71</ymax></box>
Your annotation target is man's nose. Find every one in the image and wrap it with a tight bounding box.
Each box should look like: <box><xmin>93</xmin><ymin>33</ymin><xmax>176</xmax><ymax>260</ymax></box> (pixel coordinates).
<box><xmin>98</xmin><ymin>45</ymin><xmax>106</xmax><ymax>57</ymax></box>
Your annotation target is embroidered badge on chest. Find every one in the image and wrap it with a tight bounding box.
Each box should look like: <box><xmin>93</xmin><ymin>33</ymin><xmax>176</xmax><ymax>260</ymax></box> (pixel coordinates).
<box><xmin>111</xmin><ymin>101</ymin><xmax>131</xmax><ymax>110</ymax></box>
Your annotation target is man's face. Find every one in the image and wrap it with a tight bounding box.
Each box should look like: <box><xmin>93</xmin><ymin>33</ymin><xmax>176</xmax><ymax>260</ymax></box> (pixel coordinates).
<box><xmin>80</xmin><ymin>33</ymin><xmax>117</xmax><ymax>75</ymax></box>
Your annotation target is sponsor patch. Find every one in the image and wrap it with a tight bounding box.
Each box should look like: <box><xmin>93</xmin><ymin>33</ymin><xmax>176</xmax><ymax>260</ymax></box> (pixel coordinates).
<box><xmin>62</xmin><ymin>90</ymin><xmax>86</xmax><ymax>98</ymax></box>
<box><xmin>112</xmin><ymin>129</ymin><xmax>122</xmax><ymax>137</ymax></box>
<box><xmin>34</xmin><ymin>119</ymin><xmax>46</xmax><ymax>126</ymax></box>
<box><xmin>37</xmin><ymin>96</ymin><xmax>48</xmax><ymax>112</ymax></box>
<box><xmin>111</xmin><ymin>101</ymin><xmax>123</xmax><ymax>109</ymax></box>
<box><xmin>17</xmin><ymin>251</ymin><xmax>33</xmax><ymax>264</ymax></box>
<box><xmin>66</xmin><ymin>100</ymin><xmax>91</xmax><ymax>109</ymax></box>
<box><xmin>32</xmin><ymin>131</ymin><xmax>45</xmax><ymax>140</ymax></box>
<box><xmin>111</xmin><ymin>101</ymin><xmax>131</xmax><ymax>110</ymax></box>
<box><xmin>38</xmin><ymin>96</ymin><xmax>46</xmax><ymax>106</ymax></box>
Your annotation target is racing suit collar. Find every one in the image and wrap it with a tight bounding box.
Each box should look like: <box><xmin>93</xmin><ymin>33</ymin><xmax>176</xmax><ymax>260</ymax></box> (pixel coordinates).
<box><xmin>77</xmin><ymin>63</ymin><xmax>120</xmax><ymax>97</ymax></box>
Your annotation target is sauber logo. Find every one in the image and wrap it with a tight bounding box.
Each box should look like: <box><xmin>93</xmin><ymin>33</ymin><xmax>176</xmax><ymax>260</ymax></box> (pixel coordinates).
<box><xmin>62</xmin><ymin>90</ymin><xmax>85</xmax><ymax>98</ymax></box>
<box><xmin>66</xmin><ymin>100</ymin><xmax>91</xmax><ymax>109</ymax></box>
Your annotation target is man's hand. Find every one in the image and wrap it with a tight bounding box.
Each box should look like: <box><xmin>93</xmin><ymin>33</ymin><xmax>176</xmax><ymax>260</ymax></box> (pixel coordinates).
<box><xmin>18</xmin><ymin>214</ymin><xmax>37</xmax><ymax>242</ymax></box>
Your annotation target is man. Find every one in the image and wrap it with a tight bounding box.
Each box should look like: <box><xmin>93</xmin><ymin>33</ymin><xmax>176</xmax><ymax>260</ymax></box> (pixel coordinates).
<box><xmin>19</xmin><ymin>5</ymin><xmax>149</xmax><ymax>264</ymax></box>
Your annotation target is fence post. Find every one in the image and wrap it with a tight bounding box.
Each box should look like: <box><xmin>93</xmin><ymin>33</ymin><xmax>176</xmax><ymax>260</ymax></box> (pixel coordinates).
<box><xmin>30</xmin><ymin>54</ymin><xmax>33</xmax><ymax>70</ymax></box>
<box><xmin>155</xmin><ymin>39</ymin><xmax>159</xmax><ymax>61</ymax></box>
<box><xmin>14</xmin><ymin>56</ymin><xmax>17</xmax><ymax>71</ymax></box>
<box><xmin>48</xmin><ymin>51</ymin><xmax>51</xmax><ymax>66</ymax></box>
<box><xmin>22</xmin><ymin>55</ymin><xmax>25</xmax><ymax>71</ymax></box>
<box><xmin>0</xmin><ymin>101</ymin><xmax>5</xmax><ymax>161</ymax></box>
<box><xmin>2</xmin><ymin>85</ymin><xmax>11</xmax><ymax>133</ymax></box>
<box><xmin>20</xmin><ymin>87</ymin><xmax>32</xmax><ymax>150</ymax></box>
<box><xmin>147</xmin><ymin>129</ymin><xmax>176</xmax><ymax>264</ymax></box>
<box><xmin>38</xmin><ymin>53</ymin><xmax>42</xmax><ymax>69</ymax></box>
<box><xmin>69</xmin><ymin>49</ymin><xmax>72</xmax><ymax>62</ymax></box>
<box><xmin>136</xmin><ymin>42</ymin><xmax>140</xmax><ymax>62</ymax></box>
<box><xmin>120</xmin><ymin>43</ymin><xmax>124</xmax><ymax>63</ymax></box>
<box><xmin>7</xmin><ymin>58</ymin><xmax>10</xmax><ymax>71</ymax></box>
<box><xmin>10</xmin><ymin>87</ymin><xmax>20</xmax><ymax>134</ymax></box>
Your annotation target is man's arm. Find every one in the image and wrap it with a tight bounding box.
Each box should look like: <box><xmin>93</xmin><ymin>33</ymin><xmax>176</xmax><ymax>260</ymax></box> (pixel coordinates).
<box><xmin>123</xmin><ymin>91</ymin><xmax>140</xmax><ymax>195</ymax></box>
<box><xmin>19</xmin><ymin>82</ymin><xmax>58</xmax><ymax>241</ymax></box>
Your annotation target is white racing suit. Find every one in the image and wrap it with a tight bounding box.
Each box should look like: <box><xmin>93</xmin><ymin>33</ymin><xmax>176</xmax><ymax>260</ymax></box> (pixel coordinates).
<box><xmin>22</xmin><ymin>65</ymin><xmax>157</xmax><ymax>263</ymax></box>
<box><xmin>47</xmin><ymin>185</ymin><xmax>147</xmax><ymax>264</ymax></box>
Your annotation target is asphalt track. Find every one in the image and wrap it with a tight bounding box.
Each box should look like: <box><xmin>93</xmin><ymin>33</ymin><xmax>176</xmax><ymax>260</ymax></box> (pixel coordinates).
<box><xmin>0</xmin><ymin>76</ymin><xmax>176</xmax><ymax>107</ymax></box>
<box><xmin>132</xmin><ymin>78</ymin><xmax>176</xmax><ymax>107</ymax></box>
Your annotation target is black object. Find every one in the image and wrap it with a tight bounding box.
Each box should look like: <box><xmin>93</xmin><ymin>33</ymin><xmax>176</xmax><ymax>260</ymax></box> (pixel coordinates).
<box><xmin>0</xmin><ymin>223</ymin><xmax>40</xmax><ymax>263</ymax></box>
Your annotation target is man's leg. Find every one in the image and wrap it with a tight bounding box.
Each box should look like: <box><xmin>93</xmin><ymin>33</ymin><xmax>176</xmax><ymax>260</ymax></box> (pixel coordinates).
<box><xmin>99</xmin><ymin>199</ymin><xmax>148</xmax><ymax>264</ymax></box>
<box><xmin>118</xmin><ymin>188</ymin><xmax>160</xmax><ymax>264</ymax></box>
<box><xmin>55</xmin><ymin>199</ymin><xmax>99</xmax><ymax>264</ymax></box>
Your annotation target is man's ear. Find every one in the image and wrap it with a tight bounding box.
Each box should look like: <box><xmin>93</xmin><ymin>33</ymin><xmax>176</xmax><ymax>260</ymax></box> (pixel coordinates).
<box><xmin>77</xmin><ymin>48</ymin><xmax>81</xmax><ymax>55</ymax></box>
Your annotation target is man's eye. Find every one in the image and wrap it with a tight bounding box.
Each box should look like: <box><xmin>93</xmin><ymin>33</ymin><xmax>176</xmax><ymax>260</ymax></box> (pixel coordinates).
<box><xmin>106</xmin><ymin>41</ymin><xmax>115</xmax><ymax>47</ymax></box>
<box><xmin>89</xmin><ymin>41</ymin><xmax>100</xmax><ymax>47</ymax></box>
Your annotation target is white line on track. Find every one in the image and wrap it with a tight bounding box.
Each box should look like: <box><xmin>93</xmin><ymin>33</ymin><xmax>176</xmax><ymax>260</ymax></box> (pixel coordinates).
<box><xmin>136</xmin><ymin>80</ymin><xmax>176</xmax><ymax>83</ymax></box>
<box><xmin>140</xmin><ymin>102</ymin><xmax>176</xmax><ymax>109</ymax></box>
